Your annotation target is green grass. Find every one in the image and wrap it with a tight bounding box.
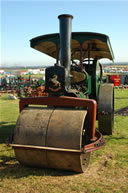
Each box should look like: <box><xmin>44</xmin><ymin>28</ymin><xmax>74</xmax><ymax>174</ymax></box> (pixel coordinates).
<box><xmin>114</xmin><ymin>89</ymin><xmax>128</xmax><ymax>110</ymax></box>
<box><xmin>0</xmin><ymin>90</ymin><xmax>128</xmax><ymax>193</ymax></box>
<box><xmin>114</xmin><ymin>88</ymin><xmax>128</xmax><ymax>98</ymax></box>
<box><xmin>0</xmin><ymin>94</ymin><xmax>19</xmax><ymax>143</ymax></box>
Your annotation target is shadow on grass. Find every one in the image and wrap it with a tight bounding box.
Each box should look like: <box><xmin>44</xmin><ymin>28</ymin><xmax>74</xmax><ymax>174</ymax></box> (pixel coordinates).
<box><xmin>105</xmin><ymin>136</ymin><xmax>128</xmax><ymax>141</ymax></box>
<box><xmin>0</xmin><ymin>155</ymin><xmax>76</xmax><ymax>178</ymax></box>
<box><xmin>0</xmin><ymin>123</ymin><xmax>15</xmax><ymax>144</ymax></box>
<box><xmin>104</xmin><ymin>135</ymin><xmax>128</xmax><ymax>146</ymax></box>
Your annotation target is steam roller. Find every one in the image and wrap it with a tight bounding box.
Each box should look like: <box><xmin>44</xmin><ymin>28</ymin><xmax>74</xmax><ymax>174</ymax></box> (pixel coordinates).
<box><xmin>10</xmin><ymin>14</ymin><xmax>114</xmax><ymax>172</ymax></box>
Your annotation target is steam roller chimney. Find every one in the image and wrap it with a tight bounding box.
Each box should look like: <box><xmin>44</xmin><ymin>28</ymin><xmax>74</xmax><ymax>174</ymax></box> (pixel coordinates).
<box><xmin>58</xmin><ymin>14</ymin><xmax>73</xmax><ymax>71</ymax></box>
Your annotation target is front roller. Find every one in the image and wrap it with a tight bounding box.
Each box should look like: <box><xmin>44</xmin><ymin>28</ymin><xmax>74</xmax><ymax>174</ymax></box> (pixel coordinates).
<box><xmin>12</xmin><ymin>107</ymin><xmax>90</xmax><ymax>172</ymax></box>
<box><xmin>10</xmin><ymin>96</ymin><xmax>106</xmax><ymax>173</ymax></box>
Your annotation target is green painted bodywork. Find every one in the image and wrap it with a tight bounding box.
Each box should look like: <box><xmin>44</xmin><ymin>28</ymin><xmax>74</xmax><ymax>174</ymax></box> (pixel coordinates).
<box><xmin>30</xmin><ymin>32</ymin><xmax>114</xmax><ymax>100</ymax></box>
<box><xmin>84</xmin><ymin>61</ymin><xmax>101</xmax><ymax>100</ymax></box>
<box><xmin>96</xmin><ymin>61</ymin><xmax>101</xmax><ymax>99</ymax></box>
<box><xmin>86</xmin><ymin>74</ymin><xmax>91</xmax><ymax>96</ymax></box>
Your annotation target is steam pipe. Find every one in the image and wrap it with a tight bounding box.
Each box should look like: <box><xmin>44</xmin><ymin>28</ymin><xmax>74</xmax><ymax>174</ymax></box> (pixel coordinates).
<box><xmin>58</xmin><ymin>14</ymin><xmax>73</xmax><ymax>71</ymax></box>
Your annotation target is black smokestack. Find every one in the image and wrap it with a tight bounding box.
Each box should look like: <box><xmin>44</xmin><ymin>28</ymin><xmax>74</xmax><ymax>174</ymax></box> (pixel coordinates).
<box><xmin>58</xmin><ymin>14</ymin><xmax>73</xmax><ymax>71</ymax></box>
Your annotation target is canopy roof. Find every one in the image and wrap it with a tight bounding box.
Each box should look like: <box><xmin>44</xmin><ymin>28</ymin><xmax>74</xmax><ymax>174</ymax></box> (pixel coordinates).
<box><xmin>30</xmin><ymin>32</ymin><xmax>114</xmax><ymax>61</ymax></box>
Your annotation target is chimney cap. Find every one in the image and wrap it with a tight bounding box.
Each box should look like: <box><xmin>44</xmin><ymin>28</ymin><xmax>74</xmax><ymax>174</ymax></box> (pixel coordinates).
<box><xmin>58</xmin><ymin>14</ymin><xmax>73</xmax><ymax>19</ymax></box>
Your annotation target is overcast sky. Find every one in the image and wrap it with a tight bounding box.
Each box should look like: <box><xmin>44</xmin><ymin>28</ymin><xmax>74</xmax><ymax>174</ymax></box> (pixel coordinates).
<box><xmin>1</xmin><ymin>0</ymin><xmax>128</xmax><ymax>67</ymax></box>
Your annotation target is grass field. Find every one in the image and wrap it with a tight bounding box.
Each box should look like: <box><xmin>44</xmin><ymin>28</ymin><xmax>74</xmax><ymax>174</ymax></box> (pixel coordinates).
<box><xmin>0</xmin><ymin>89</ymin><xmax>128</xmax><ymax>193</ymax></box>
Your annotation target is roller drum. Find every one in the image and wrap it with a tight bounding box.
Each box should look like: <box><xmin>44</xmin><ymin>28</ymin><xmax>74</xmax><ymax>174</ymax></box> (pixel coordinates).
<box><xmin>13</xmin><ymin>107</ymin><xmax>90</xmax><ymax>172</ymax></box>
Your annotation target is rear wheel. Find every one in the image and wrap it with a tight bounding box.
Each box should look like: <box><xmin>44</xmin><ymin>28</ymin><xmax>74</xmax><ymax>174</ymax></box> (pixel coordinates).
<box><xmin>98</xmin><ymin>84</ymin><xmax>114</xmax><ymax>135</ymax></box>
